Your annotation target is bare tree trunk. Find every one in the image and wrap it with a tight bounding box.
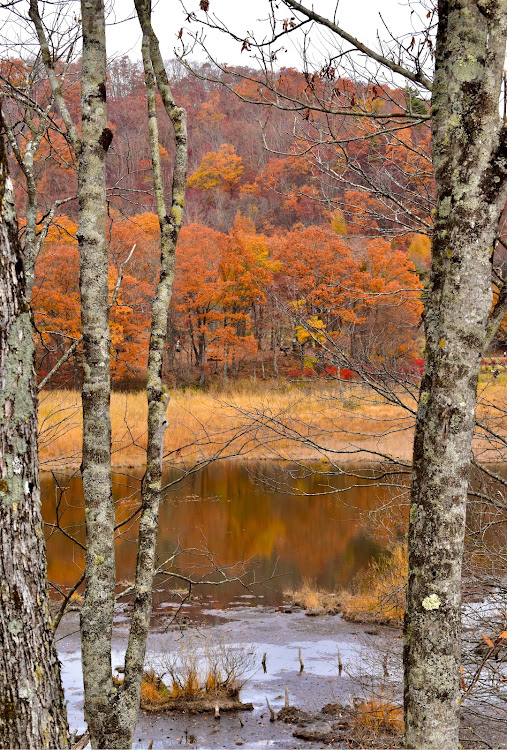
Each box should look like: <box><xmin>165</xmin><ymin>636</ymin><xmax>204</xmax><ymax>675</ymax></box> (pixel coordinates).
<box><xmin>0</xmin><ymin>128</ymin><xmax>69</xmax><ymax>749</ymax></box>
<box><xmin>273</xmin><ymin>323</ymin><xmax>278</xmax><ymax>379</ymax></box>
<box><xmin>31</xmin><ymin>1</ymin><xmax>186</xmax><ymax>745</ymax></box>
<box><xmin>76</xmin><ymin>2</ymin><xmax>116</xmax><ymax>746</ymax></box>
<box><xmin>404</xmin><ymin>3</ymin><xmax>507</xmax><ymax>748</ymax></box>
<box><xmin>112</xmin><ymin>2</ymin><xmax>188</xmax><ymax>744</ymax></box>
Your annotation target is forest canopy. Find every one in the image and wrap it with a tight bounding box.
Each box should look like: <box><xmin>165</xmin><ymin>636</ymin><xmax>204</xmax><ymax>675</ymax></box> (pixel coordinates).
<box><xmin>4</xmin><ymin>57</ymin><xmax>432</xmax><ymax>388</ymax></box>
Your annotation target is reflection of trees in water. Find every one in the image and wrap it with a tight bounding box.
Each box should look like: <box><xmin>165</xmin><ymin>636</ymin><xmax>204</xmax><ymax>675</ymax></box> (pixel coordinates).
<box><xmin>42</xmin><ymin>459</ymin><xmax>505</xmax><ymax>609</ymax></box>
<box><xmin>41</xmin><ymin>460</ymin><xmax>402</xmax><ymax>603</ymax></box>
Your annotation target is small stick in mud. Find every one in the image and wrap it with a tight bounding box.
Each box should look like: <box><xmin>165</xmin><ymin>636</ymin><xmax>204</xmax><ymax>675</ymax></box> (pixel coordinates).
<box><xmin>298</xmin><ymin>648</ymin><xmax>304</xmax><ymax>673</ymax></box>
<box><xmin>383</xmin><ymin>652</ymin><xmax>389</xmax><ymax>678</ymax></box>
<box><xmin>285</xmin><ymin>687</ymin><xmax>290</xmax><ymax>708</ymax></box>
<box><xmin>214</xmin><ymin>704</ymin><xmax>220</xmax><ymax>720</ymax></box>
<box><xmin>266</xmin><ymin>697</ymin><xmax>275</xmax><ymax>722</ymax></box>
<box><xmin>337</xmin><ymin>647</ymin><xmax>343</xmax><ymax>676</ymax></box>
<box><xmin>71</xmin><ymin>731</ymin><xmax>90</xmax><ymax>750</ymax></box>
<box><xmin>262</xmin><ymin>652</ymin><xmax>267</xmax><ymax>673</ymax></box>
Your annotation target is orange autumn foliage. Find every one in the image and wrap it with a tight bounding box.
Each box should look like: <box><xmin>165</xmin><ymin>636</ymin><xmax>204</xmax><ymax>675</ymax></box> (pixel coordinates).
<box><xmin>33</xmin><ymin>210</ymin><xmax>422</xmax><ymax>387</ymax></box>
<box><xmin>188</xmin><ymin>143</ymin><xmax>244</xmax><ymax>194</ymax></box>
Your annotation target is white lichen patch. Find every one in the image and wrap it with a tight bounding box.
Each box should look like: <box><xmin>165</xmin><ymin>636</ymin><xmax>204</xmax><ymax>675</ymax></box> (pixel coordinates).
<box><xmin>452</xmin><ymin>56</ymin><xmax>481</xmax><ymax>82</ymax></box>
<box><xmin>422</xmin><ymin>593</ymin><xmax>441</xmax><ymax>611</ymax></box>
<box><xmin>439</xmin><ymin>196</ymin><xmax>452</xmax><ymax>217</ymax></box>
<box><xmin>8</xmin><ymin>619</ymin><xmax>23</xmax><ymax>634</ymax></box>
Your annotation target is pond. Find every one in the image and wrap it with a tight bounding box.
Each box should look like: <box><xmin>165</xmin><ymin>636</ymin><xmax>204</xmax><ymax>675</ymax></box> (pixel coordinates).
<box><xmin>41</xmin><ymin>460</ymin><xmax>408</xmax><ymax>608</ymax></box>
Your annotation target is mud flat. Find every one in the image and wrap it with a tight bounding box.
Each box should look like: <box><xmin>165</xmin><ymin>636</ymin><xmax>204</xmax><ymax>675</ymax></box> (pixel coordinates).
<box><xmin>57</xmin><ymin>604</ymin><xmax>403</xmax><ymax>748</ymax></box>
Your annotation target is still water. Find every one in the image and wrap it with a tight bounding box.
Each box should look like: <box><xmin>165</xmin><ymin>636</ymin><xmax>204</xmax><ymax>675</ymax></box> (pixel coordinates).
<box><xmin>41</xmin><ymin>460</ymin><xmax>407</xmax><ymax>607</ymax></box>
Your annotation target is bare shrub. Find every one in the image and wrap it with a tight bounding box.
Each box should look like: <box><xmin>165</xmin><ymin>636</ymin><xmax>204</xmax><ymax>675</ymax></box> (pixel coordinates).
<box><xmin>141</xmin><ymin>636</ymin><xmax>256</xmax><ymax>712</ymax></box>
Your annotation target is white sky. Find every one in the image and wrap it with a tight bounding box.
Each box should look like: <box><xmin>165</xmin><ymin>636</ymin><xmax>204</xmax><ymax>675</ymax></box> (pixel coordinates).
<box><xmin>0</xmin><ymin>1</ymin><xmax>428</xmax><ymax>87</ymax></box>
<box><xmin>105</xmin><ymin>0</ymin><xmax>420</xmax><ymax>69</ymax></box>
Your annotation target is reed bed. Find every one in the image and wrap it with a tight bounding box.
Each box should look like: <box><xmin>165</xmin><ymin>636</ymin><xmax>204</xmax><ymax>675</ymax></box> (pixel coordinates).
<box><xmin>38</xmin><ymin>382</ymin><xmax>416</xmax><ymax>470</ymax></box>
<box><xmin>38</xmin><ymin>377</ymin><xmax>507</xmax><ymax>470</ymax></box>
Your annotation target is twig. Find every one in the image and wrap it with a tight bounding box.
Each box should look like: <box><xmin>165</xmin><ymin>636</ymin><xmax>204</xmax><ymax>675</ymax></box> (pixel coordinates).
<box><xmin>266</xmin><ymin>696</ymin><xmax>275</xmax><ymax>722</ymax></box>
<box><xmin>298</xmin><ymin>647</ymin><xmax>304</xmax><ymax>673</ymax></box>
<box><xmin>383</xmin><ymin>652</ymin><xmax>389</xmax><ymax>679</ymax></box>
<box><xmin>71</xmin><ymin>730</ymin><xmax>90</xmax><ymax>750</ymax></box>
<box><xmin>337</xmin><ymin>647</ymin><xmax>343</xmax><ymax>676</ymax></box>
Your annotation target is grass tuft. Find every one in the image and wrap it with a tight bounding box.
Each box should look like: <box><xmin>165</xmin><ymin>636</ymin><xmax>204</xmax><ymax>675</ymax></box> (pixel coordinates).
<box><xmin>341</xmin><ymin>543</ymin><xmax>407</xmax><ymax>625</ymax></box>
<box><xmin>284</xmin><ymin>579</ymin><xmax>341</xmax><ymax>615</ymax></box>
<box><xmin>351</xmin><ymin>696</ymin><xmax>404</xmax><ymax>737</ymax></box>
<box><xmin>139</xmin><ymin>637</ymin><xmax>256</xmax><ymax>713</ymax></box>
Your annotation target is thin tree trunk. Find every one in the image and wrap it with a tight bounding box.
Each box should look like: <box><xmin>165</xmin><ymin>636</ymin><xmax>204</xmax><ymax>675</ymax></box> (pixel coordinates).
<box><xmin>76</xmin><ymin>2</ymin><xmax>116</xmax><ymax>746</ymax></box>
<box><xmin>273</xmin><ymin>323</ymin><xmax>278</xmax><ymax>378</ymax></box>
<box><xmin>198</xmin><ymin>331</ymin><xmax>206</xmax><ymax>385</ymax></box>
<box><xmin>0</xmin><ymin>127</ymin><xmax>69</xmax><ymax>749</ymax></box>
<box><xmin>404</xmin><ymin>3</ymin><xmax>507</xmax><ymax>747</ymax></box>
<box><xmin>2</xmin><ymin>96</ymin><xmax>58</xmax><ymax>302</ymax></box>
<box><xmin>111</xmin><ymin>2</ymin><xmax>188</xmax><ymax>746</ymax></box>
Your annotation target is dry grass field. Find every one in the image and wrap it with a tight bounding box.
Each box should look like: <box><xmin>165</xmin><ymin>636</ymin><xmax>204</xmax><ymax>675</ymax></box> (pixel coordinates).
<box><xmin>38</xmin><ymin>381</ymin><xmax>414</xmax><ymax>470</ymax></box>
<box><xmin>37</xmin><ymin>373</ymin><xmax>507</xmax><ymax>470</ymax></box>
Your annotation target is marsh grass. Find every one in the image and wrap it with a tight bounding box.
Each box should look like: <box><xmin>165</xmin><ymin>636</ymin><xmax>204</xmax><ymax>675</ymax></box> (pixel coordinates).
<box><xmin>351</xmin><ymin>696</ymin><xmax>404</xmax><ymax>741</ymax></box>
<box><xmin>38</xmin><ymin>383</ymin><xmax>413</xmax><ymax>469</ymax></box>
<box><xmin>37</xmin><ymin>374</ymin><xmax>507</xmax><ymax>470</ymax></box>
<box><xmin>284</xmin><ymin>544</ymin><xmax>407</xmax><ymax>623</ymax></box>
<box><xmin>284</xmin><ymin>579</ymin><xmax>341</xmax><ymax>615</ymax></box>
<box><xmin>139</xmin><ymin>637</ymin><xmax>255</xmax><ymax>712</ymax></box>
<box><xmin>341</xmin><ymin>543</ymin><xmax>407</xmax><ymax>625</ymax></box>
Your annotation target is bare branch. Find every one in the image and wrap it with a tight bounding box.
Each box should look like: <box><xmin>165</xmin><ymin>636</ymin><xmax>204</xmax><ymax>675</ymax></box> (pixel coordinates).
<box><xmin>28</xmin><ymin>0</ymin><xmax>80</xmax><ymax>154</ymax></box>
<box><xmin>282</xmin><ymin>0</ymin><xmax>433</xmax><ymax>92</ymax></box>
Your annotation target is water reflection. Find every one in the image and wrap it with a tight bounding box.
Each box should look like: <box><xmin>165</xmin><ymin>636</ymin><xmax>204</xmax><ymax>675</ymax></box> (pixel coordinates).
<box><xmin>41</xmin><ymin>461</ymin><xmax>407</xmax><ymax>607</ymax></box>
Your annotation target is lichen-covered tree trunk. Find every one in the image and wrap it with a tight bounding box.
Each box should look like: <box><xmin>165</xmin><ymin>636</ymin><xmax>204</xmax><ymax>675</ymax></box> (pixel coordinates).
<box><xmin>76</xmin><ymin>2</ymin><xmax>116</xmax><ymax>747</ymax></box>
<box><xmin>404</xmin><ymin>2</ymin><xmax>507</xmax><ymax>748</ymax></box>
<box><xmin>3</xmin><ymin>100</ymin><xmax>53</xmax><ymax>302</ymax></box>
<box><xmin>115</xmin><ymin>2</ymin><xmax>188</xmax><ymax>745</ymax></box>
<box><xmin>0</xmin><ymin>129</ymin><xmax>69</xmax><ymax>748</ymax></box>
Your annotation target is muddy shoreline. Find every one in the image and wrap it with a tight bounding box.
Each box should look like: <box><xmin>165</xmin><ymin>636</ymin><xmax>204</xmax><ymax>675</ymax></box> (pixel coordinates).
<box><xmin>58</xmin><ymin>604</ymin><xmax>403</xmax><ymax>749</ymax></box>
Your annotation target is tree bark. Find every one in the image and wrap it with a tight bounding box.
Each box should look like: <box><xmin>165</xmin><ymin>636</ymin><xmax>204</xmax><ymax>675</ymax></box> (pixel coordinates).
<box><xmin>404</xmin><ymin>3</ymin><xmax>507</xmax><ymax>748</ymax></box>
<box><xmin>76</xmin><ymin>2</ymin><xmax>116</xmax><ymax>747</ymax></box>
<box><xmin>116</xmin><ymin>3</ymin><xmax>188</xmax><ymax>745</ymax></box>
<box><xmin>0</xmin><ymin>127</ymin><xmax>69</xmax><ymax>748</ymax></box>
